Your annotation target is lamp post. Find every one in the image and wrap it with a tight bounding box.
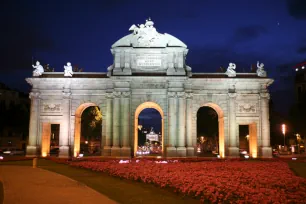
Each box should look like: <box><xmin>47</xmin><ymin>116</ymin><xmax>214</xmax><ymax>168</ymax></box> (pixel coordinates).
<box><xmin>282</xmin><ymin>124</ymin><xmax>286</xmax><ymax>149</ymax></box>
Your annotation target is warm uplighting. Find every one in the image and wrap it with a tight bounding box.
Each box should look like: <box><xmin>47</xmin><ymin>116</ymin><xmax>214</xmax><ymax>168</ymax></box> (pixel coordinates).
<box><xmin>282</xmin><ymin>124</ymin><xmax>286</xmax><ymax>147</ymax></box>
<box><xmin>42</xmin><ymin>152</ymin><xmax>47</xmax><ymax>157</ymax></box>
<box><xmin>281</xmin><ymin>124</ymin><xmax>286</xmax><ymax>135</ymax></box>
<box><xmin>85</xmin><ymin>140</ymin><xmax>88</xmax><ymax>144</ymax></box>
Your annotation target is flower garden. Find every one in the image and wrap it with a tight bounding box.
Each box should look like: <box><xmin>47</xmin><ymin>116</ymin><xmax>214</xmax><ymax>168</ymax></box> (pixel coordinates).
<box><xmin>67</xmin><ymin>159</ymin><xmax>306</xmax><ymax>203</ymax></box>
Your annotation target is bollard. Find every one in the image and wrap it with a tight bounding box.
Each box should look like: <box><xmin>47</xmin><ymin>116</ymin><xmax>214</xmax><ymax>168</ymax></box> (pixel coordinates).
<box><xmin>33</xmin><ymin>157</ymin><xmax>37</xmax><ymax>168</ymax></box>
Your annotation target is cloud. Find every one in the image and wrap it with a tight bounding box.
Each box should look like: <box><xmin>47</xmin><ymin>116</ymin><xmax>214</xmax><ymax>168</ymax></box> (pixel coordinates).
<box><xmin>232</xmin><ymin>25</ymin><xmax>267</xmax><ymax>42</ymax></box>
<box><xmin>287</xmin><ymin>0</ymin><xmax>306</xmax><ymax>19</ymax></box>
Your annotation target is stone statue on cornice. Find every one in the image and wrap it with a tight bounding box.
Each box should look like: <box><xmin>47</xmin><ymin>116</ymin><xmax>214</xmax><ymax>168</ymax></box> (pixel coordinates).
<box><xmin>225</xmin><ymin>62</ymin><xmax>236</xmax><ymax>77</ymax></box>
<box><xmin>32</xmin><ymin>61</ymin><xmax>44</xmax><ymax>76</ymax></box>
<box><xmin>256</xmin><ymin>61</ymin><xmax>267</xmax><ymax>77</ymax></box>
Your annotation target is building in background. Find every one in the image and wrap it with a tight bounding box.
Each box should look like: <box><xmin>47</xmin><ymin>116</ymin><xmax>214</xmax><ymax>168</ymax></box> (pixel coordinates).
<box><xmin>0</xmin><ymin>83</ymin><xmax>30</xmax><ymax>150</ymax></box>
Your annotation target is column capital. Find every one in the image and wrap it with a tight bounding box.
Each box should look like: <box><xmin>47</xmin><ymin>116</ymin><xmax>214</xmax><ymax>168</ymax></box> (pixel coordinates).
<box><xmin>228</xmin><ymin>93</ymin><xmax>237</xmax><ymax>98</ymax></box>
<box><xmin>168</xmin><ymin>92</ymin><xmax>177</xmax><ymax>98</ymax></box>
<box><xmin>113</xmin><ymin>91</ymin><xmax>121</xmax><ymax>98</ymax></box>
<box><xmin>106</xmin><ymin>92</ymin><xmax>113</xmax><ymax>99</ymax></box>
<box><xmin>29</xmin><ymin>92</ymin><xmax>40</xmax><ymax>99</ymax></box>
<box><xmin>122</xmin><ymin>91</ymin><xmax>131</xmax><ymax>98</ymax></box>
<box><xmin>186</xmin><ymin>93</ymin><xmax>193</xmax><ymax>99</ymax></box>
<box><xmin>62</xmin><ymin>92</ymin><xmax>71</xmax><ymax>99</ymax></box>
<box><xmin>260</xmin><ymin>92</ymin><xmax>270</xmax><ymax>100</ymax></box>
<box><xmin>177</xmin><ymin>92</ymin><xmax>186</xmax><ymax>98</ymax></box>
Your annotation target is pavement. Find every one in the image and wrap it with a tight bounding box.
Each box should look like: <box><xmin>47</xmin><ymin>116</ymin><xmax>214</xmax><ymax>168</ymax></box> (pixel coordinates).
<box><xmin>0</xmin><ymin>165</ymin><xmax>117</xmax><ymax>204</ymax></box>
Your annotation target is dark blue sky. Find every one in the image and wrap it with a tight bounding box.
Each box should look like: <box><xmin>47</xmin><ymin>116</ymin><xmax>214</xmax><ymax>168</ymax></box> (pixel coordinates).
<box><xmin>1</xmin><ymin>0</ymin><xmax>306</xmax><ymax>114</ymax></box>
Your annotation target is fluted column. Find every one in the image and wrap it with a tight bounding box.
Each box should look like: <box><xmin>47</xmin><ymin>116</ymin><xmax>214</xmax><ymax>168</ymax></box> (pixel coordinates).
<box><xmin>59</xmin><ymin>92</ymin><xmax>71</xmax><ymax>158</ymax></box>
<box><xmin>103</xmin><ymin>93</ymin><xmax>113</xmax><ymax>156</ymax></box>
<box><xmin>186</xmin><ymin>93</ymin><xmax>194</xmax><ymax>156</ymax></box>
<box><xmin>167</xmin><ymin>92</ymin><xmax>177</xmax><ymax>157</ymax></box>
<box><xmin>177</xmin><ymin>92</ymin><xmax>186</xmax><ymax>157</ymax></box>
<box><xmin>111</xmin><ymin>91</ymin><xmax>121</xmax><ymax>156</ymax></box>
<box><xmin>121</xmin><ymin>91</ymin><xmax>131</xmax><ymax>156</ymax></box>
<box><xmin>228</xmin><ymin>93</ymin><xmax>239</xmax><ymax>157</ymax></box>
<box><xmin>260</xmin><ymin>92</ymin><xmax>272</xmax><ymax>158</ymax></box>
<box><xmin>26</xmin><ymin>91</ymin><xmax>40</xmax><ymax>157</ymax></box>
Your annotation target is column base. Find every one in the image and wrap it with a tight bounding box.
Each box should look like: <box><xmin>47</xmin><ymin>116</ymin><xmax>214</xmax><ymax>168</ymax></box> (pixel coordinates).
<box><xmin>26</xmin><ymin>146</ymin><xmax>38</xmax><ymax>157</ymax></box>
<box><xmin>111</xmin><ymin>146</ymin><xmax>121</xmax><ymax>156</ymax></box>
<box><xmin>228</xmin><ymin>147</ymin><xmax>239</xmax><ymax>158</ymax></box>
<box><xmin>166</xmin><ymin>147</ymin><xmax>177</xmax><ymax>157</ymax></box>
<box><xmin>59</xmin><ymin>146</ymin><xmax>70</xmax><ymax>158</ymax></box>
<box><xmin>102</xmin><ymin>146</ymin><xmax>112</xmax><ymax>156</ymax></box>
<box><xmin>261</xmin><ymin>147</ymin><xmax>272</xmax><ymax>158</ymax></box>
<box><xmin>121</xmin><ymin>147</ymin><xmax>131</xmax><ymax>157</ymax></box>
<box><xmin>186</xmin><ymin>147</ymin><xmax>195</xmax><ymax>157</ymax></box>
<box><xmin>176</xmin><ymin>147</ymin><xmax>186</xmax><ymax>157</ymax></box>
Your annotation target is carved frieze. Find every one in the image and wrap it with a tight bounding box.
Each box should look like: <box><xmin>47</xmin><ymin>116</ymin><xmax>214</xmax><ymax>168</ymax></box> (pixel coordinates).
<box><xmin>43</xmin><ymin>103</ymin><xmax>61</xmax><ymax>112</ymax></box>
<box><xmin>237</xmin><ymin>103</ymin><xmax>256</xmax><ymax>113</ymax></box>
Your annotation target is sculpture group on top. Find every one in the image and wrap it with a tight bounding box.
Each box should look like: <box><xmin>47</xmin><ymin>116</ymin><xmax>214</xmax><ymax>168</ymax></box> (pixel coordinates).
<box><xmin>129</xmin><ymin>18</ymin><xmax>160</xmax><ymax>47</ymax></box>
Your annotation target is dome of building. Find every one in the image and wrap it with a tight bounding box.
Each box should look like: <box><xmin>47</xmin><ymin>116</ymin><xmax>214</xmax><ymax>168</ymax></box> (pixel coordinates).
<box><xmin>112</xmin><ymin>18</ymin><xmax>187</xmax><ymax>48</ymax></box>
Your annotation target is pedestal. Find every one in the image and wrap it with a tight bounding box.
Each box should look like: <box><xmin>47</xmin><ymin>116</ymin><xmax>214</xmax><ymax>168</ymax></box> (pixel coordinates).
<box><xmin>166</xmin><ymin>147</ymin><xmax>177</xmax><ymax>157</ymax></box>
<box><xmin>26</xmin><ymin>146</ymin><xmax>38</xmax><ymax>157</ymax></box>
<box><xmin>121</xmin><ymin>147</ymin><xmax>131</xmax><ymax>157</ymax></box>
<box><xmin>261</xmin><ymin>147</ymin><xmax>272</xmax><ymax>158</ymax></box>
<box><xmin>176</xmin><ymin>147</ymin><xmax>186</xmax><ymax>157</ymax></box>
<box><xmin>111</xmin><ymin>146</ymin><xmax>121</xmax><ymax>156</ymax></box>
<box><xmin>103</xmin><ymin>146</ymin><xmax>112</xmax><ymax>156</ymax></box>
<box><xmin>59</xmin><ymin>146</ymin><xmax>70</xmax><ymax>158</ymax></box>
<box><xmin>228</xmin><ymin>147</ymin><xmax>239</xmax><ymax>158</ymax></box>
<box><xmin>186</xmin><ymin>147</ymin><xmax>195</xmax><ymax>157</ymax></box>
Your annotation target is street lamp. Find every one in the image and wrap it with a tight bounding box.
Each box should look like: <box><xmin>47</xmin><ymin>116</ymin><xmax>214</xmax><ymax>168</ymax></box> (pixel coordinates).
<box><xmin>282</xmin><ymin>124</ymin><xmax>286</xmax><ymax>148</ymax></box>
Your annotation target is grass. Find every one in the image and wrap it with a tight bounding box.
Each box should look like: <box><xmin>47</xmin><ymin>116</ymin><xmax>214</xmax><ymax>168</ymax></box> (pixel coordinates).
<box><xmin>0</xmin><ymin>159</ymin><xmax>198</xmax><ymax>204</ymax></box>
<box><xmin>0</xmin><ymin>181</ymin><xmax>3</xmax><ymax>204</ymax></box>
<box><xmin>288</xmin><ymin>161</ymin><xmax>306</xmax><ymax>178</ymax></box>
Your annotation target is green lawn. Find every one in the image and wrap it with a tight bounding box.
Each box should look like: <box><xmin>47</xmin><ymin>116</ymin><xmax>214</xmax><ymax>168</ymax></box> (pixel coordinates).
<box><xmin>288</xmin><ymin>161</ymin><xmax>306</xmax><ymax>178</ymax></box>
<box><xmin>0</xmin><ymin>159</ymin><xmax>199</xmax><ymax>204</ymax></box>
<box><xmin>0</xmin><ymin>181</ymin><xmax>3</xmax><ymax>204</ymax></box>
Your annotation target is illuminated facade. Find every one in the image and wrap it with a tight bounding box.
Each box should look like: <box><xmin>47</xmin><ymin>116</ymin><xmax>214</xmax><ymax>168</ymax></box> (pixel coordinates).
<box><xmin>26</xmin><ymin>19</ymin><xmax>273</xmax><ymax>158</ymax></box>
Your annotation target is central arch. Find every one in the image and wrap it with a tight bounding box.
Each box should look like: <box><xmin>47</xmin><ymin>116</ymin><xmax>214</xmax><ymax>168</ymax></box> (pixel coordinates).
<box><xmin>74</xmin><ymin>102</ymin><xmax>101</xmax><ymax>157</ymax></box>
<box><xmin>134</xmin><ymin>102</ymin><xmax>164</xmax><ymax>156</ymax></box>
<box><xmin>198</xmin><ymin>103</ymin><xmax>225</xmax><ymax>158</ymax></box>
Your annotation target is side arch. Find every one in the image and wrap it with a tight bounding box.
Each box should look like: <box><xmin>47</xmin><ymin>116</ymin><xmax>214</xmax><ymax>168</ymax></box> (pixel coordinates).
<box><xmin>197</xmin><ymin>102</ymin><xmax>225</xmax><ymax>158</ymax></box>
<box><xmin>134</xmin><ymin>102</ymin><xmax>164</xmax><ymax>156</ymax></box>
<box><xmin>73</xmin><ymin>102</ymin><xmax>99</xmax><ymax>157</ymax></box>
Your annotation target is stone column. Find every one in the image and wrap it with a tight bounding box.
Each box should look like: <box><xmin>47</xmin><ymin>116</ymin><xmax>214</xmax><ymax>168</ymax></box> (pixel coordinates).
<box><xmin>103</xmin><ymin>93</ymin><xmax>113</xmax><ymax>156</ymax></box>
<box><xmin>121</xmin><ymin>91</ymin><xmax>131</xmax><ymax>156</ymax></box>
<box><xmin>59</xmin><ymin>92</ymin><xmax>71</xmax><ymax>158</ymax></box>
<box><xmin>228</xmin><ymin>93</ymin><xmax>239</xmax><ymax>157</ymax></box>
<box><xmin>26</xmin><ymin>91</ymin><xmax>40</xmax><ymax>157</ymax></box>
<box><xmin>111</xmin><ymin>91</ymin><xmax>121</xmax><ymax>156</ymax></box>
<box><xmin>177</xmin><ymin>92</ymin><xmax>186</xmax><ymax>157</ymax></box>
<box><xmin>260</xmin><ymin>93</ymin><xmax>272</xmax><ymax>158</ymax></box>
<box><xmin>167</xmin><ymin>92</ymin><xmax>177</xmax><ymax>157</ymax></box>
<box><xmin>186</xmin><ymin>93</ymin><xmax>194</xmax><ymax>156</ymax></box>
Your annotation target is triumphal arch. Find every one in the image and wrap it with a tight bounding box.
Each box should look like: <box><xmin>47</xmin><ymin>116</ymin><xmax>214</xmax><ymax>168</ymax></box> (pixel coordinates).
<box><xmin>26</xmin><ymin>19</ymin><xmax>273</xmax><ymax>158</ymax></box>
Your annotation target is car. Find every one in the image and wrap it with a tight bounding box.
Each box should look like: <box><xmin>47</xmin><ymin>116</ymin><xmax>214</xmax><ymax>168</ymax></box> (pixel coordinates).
<box><xmin>2</xmin><ymin>149</ymin><xmax>25</xmax><ymax>155</ymax></box>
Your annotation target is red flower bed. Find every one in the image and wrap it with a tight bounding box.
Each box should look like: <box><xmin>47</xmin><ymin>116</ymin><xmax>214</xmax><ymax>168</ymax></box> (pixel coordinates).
<box><xmin>69</xmin><ymin>160</ymin><xmax>306</xmax><ymax>203</ymax></box>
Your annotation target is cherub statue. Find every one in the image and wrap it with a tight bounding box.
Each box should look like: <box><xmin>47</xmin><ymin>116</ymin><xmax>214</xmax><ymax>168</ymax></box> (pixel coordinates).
<box><xmin>32</xmin><ymin>61</ymin><xmax>44</xmax><ymax>76</ymax></box>
<box><xmin>225</xmin><ymin>62</ymin><xmax>236</xmax><ymax>77</ymax></box>
<box><xmin>64</xmin><ymin>62</ymin><xmax>73</xmax><ymax>77</ymax></box>
<box><xmin>256</xmin><ymin>61</ymin><xmax>267</xmax><ymax>77</ymax></box>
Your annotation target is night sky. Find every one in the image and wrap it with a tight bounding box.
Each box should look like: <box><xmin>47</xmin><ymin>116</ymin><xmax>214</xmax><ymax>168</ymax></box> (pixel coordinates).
<box><xmin>1</xmin><ymin>0</ymin><xmax>306</xmax><ymax>115</ymax></box>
